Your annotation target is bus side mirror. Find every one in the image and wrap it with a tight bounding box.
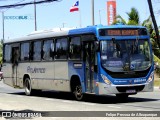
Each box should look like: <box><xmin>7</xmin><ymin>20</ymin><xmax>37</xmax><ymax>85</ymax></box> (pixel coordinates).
<box><xmin>94</xmin><ymin>41</ymin><xmax>100</xmax><ymax>52</ymax></box>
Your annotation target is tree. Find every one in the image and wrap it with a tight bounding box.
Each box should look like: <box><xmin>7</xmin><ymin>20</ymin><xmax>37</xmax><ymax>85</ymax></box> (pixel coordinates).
<box><xmin>142</xmin><ymin>16</ymin><xmax>153</xmax><ymax>32</ymax></box>
<box><xmin>113</xmin><ymin>7</ymin><xmax>139</xmax><ymax>25</ymax></box>
<box><xmin>126</xmin><ymin>7</ymin><xmax>140</xmax><ymax>25</ymax></box>
<box><xmin>142</xmin><ymin>16</ymin><xmax>157</xmax><ymax>49</ymax></box>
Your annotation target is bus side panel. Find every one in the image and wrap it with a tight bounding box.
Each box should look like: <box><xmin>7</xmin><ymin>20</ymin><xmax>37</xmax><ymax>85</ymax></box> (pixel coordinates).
<box><xmin>34</xmin><ymin>62</ymin><xmax>54</xmax><ymax>90</ymax></box>
<box><xmin>54</xmin><ymin>61</ymin><xmax>70</xmax><ymax>91</ymax></box>
<box><xmin>18</xmin><ymin>62</ymin><xmax>31</xmax><ymax>88</ymax></box>
<box><xmin>27</xmin><ymin>62</ymin><xmax>52</xmax><ymax>90</ymax></box>
<box><xmin>2</xmin><ymin>63</ymin><xmax>14</xmax><ymax>87</ymax></box>
<box><xmin>68</xmin><ymin>61</ymin><xmax>85</xmax><ymax>92</ymax></box>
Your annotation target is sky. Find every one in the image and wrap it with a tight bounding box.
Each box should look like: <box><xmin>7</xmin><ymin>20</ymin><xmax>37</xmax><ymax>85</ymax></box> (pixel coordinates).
<box><xmin>0</xmin><ymin>0</ymin><xmax>160</xmax><ymax>39</ymax></box>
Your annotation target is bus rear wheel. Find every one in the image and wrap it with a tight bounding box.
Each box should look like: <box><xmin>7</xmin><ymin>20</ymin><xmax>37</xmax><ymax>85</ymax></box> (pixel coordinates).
<box><xmin>24</xmin><ymin>78</ymin><xmax>32</xmax><ymax>96</ymax></box>
<box><xmin>73</xmin><ymin>84</ymin><xmax>83</xmax><ymax>101</ymax></box>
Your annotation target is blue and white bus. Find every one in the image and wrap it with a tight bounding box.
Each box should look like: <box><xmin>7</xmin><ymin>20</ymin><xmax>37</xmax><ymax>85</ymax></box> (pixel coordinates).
<box><xmin>2</xmin><ymin>25</ymin><xmax>154</xmax><ymax>100</ymax></box>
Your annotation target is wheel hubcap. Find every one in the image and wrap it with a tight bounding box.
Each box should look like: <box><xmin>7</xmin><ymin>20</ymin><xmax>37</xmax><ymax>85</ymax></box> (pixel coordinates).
<box><xmin>75</xmin><ymin>86</ymin><xmax>83</xmax><ymax>99</ymax></box>
<box><xmin>25</xmin><ymin>79</ymin><xmax>30</xmax><ymax>94</ymax></box>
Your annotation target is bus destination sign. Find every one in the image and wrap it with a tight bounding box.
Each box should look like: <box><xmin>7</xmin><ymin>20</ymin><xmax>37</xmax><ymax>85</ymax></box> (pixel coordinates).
<box><xmin>107</xmin><ymin>29</ymin><xmax>138</xmax><ymax>36</ymax></box>
<box><xmin>99</xmin><ymin>28</ymin><xmax>147</xmax><ymax>36</ymax></box>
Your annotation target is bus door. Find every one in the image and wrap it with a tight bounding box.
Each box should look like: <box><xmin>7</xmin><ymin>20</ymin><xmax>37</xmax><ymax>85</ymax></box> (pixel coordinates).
<box><xmin>83</xmin><ymin>42</ymin><xmax>95</xmax><ymax>93</ymax></box>
<box><xmin>11</xmin><ymin>46</ymin><xmax>20</xmax><ymax>87</ymax></box>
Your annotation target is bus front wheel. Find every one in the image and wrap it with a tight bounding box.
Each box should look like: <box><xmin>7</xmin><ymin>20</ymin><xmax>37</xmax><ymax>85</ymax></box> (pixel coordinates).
<box><xmin>24</xmin><ymin>78</ymin><xmax>32</xmax><ymax>96</ymax></box>
<box><xmin>73</xmin><ymin>84</ymin><xmax>83</xmax><ymax>101</ymax></box>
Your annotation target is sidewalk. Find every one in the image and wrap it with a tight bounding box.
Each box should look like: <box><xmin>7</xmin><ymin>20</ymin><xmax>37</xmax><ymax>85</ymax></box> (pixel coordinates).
<box><xmin>154</xmin><ymin>86</ymin><xmax>160</xmax><ymax>91</ymax></box>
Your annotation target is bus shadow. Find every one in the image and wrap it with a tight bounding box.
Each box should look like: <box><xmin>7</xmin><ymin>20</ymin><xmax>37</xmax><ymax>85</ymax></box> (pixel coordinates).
<box><xmin>83</xmin><ymin>94</ymin><xmax>160</xmax><ymax>104</ymax></box>
<box><xmin>9</xmin><ymin>91</ymin><xmax>160</xmax><ymax>104</ymax></box>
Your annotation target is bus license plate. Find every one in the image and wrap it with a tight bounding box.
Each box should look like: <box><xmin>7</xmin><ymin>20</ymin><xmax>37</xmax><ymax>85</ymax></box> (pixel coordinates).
<box><xmin>126</xmin><ymin>90</ymin><xmax>136</xmax><ymax>93</ymax></box>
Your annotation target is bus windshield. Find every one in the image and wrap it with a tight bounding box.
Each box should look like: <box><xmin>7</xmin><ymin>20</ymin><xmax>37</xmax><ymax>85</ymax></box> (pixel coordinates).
<box><xmin>101</xmin><ymin>39</ymin><xmax>152</xmax><ymax>72</ymax></box>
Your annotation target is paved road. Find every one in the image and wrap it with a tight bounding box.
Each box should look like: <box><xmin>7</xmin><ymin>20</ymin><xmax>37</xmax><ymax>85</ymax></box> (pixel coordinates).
<box><xmin>0</xmin><ymin>80</ymin><xmax>160</xmax><ymax>120</ymax></box>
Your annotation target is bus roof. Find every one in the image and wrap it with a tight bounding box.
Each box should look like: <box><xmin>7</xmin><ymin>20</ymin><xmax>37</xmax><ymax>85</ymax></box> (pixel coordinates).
<box><xmin>4</xmin><ymin>24</ymin><xmax>146</xmax><ymax>44</ymax></box>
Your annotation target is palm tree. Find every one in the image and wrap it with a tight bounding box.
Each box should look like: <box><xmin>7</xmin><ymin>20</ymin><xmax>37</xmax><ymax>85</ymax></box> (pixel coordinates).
<box><xmin>112</xmin><ymin>15</ymin><xmax>126</xmax><ymax>25</ymax></box>
<box><xmin>113</xmin><ymin>7</ymin><xmax>140</xmax><ymax>25</ymax></box>
<box><xmin>142</xmin><ymin>16</ymin><xmax>152</xmax><ymax>31</ymax></box>
<box><xmin>127</xmin><ymin>7</ymin><xmax>140</xmax><ymax>25</ymax></box>
<box><xmin>142</xmin><ymin>16</ymin><xmax>157</xmax><ymax>47</ymax></box>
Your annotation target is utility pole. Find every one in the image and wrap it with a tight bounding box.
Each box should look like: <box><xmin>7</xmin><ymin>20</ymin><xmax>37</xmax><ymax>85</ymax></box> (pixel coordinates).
<box><xmin>62</xmin><ymin>22</ymin><xmax>67</xmax><ymax>28</ymax></box>
<box><xmin>2</xmin><ymin>11</ymin><xmax>4</xmax><ymax>40</ymax></box>
<box><xmin>34</xmin><ymin>0</ymin><xmax>37</xmax><ymax>31</ymax></box>
<box><xmin>91</xmin><ymin>0</ymin><xmax>95</xmax><ymax>25</ymax></box>
<box><xmin>147</xmin><ymin>0</ymin><xmax>160</xmax><ymax>47</ymax></box>
<box><xmin>99</xmin><ymin>9</ymin><xmax>104</xmax><ymax>24</ymax></box>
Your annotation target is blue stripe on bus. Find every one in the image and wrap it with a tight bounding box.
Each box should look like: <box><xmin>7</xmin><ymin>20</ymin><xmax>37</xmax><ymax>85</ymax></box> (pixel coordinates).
<box><xmin>68</xmin><ymin>61</ymin><xmax>85</xmax><ymax>92</ymax></box>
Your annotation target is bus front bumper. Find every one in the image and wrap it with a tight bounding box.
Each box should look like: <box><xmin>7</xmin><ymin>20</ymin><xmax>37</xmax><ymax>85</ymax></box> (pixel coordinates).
<box><xmin>98</xmin><ymin>81</ymin><xmax>154</xmax><ymax>95</ymax></box>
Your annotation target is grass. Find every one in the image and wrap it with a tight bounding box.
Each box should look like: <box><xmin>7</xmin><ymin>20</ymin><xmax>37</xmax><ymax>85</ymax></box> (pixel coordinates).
<box><xmin>154</xmin><ymin>72</ymin><xmax>160</xmax><ymax>86</ymax></box>
<box><xmin>154</xmin><ymin>78</ymin><xmax>160</xmax><ymax>86</ymax></box>
<box><xmin>154</xmin><ymin>54</ymin><xmax>160</xmax><ymax>65</ymax></box>
<box><xmin>153</xmin><ymin>54</ymin><xmax>160</xmax><ymax>86</ymax></box>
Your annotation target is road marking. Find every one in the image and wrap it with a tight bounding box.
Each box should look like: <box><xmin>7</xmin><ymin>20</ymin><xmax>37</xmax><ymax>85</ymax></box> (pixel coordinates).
<box><xmin>62</xmin><ymin>100</ymin><xmax>73</xmax><ymax>103</ymax></box>
<box><xmin>2</xmin><ymin>94</ymin><xmax>11</xmax><ymax>96</ymax></box>
<box><xmin>136</xmin><ymin>109</ymin><xmax>144</xmax><ymax>111</ymax></box>
<box><xmin>7</xmin><ymin>101</ymin><xmax>17</xmax><ymax>103</ymax></box>
<box><xmin>45</xmin><ymin>98</ymin><xmax>55</xmax><ymax>101</ymax></box>
<box><xmin>108</xmin><ymin>106</ymin><xmax>121</xmax><ymax>109</ymax></box>
<box><xmin>16</xmin><ymin>96</ymin><xmax>23</xmax><ymax>98</ymax></box>
<box><xmin>29</xmin><ymin>96</ymin><xmax>36</xmax><ymax>99</ymax></box>
<box><xmin>143</xmin><ymin>109</ymin><xmax>154</xmax><ymax>111</ymax></box>
<box><xmin>136</xmin><ymin>109</ymin><xmax>154</xmax><ymax>111</ymax></box>
<box><xmin>81</xmin><ymin>102</ymin><xmax>95</xmax><ymax>106</ymax></box>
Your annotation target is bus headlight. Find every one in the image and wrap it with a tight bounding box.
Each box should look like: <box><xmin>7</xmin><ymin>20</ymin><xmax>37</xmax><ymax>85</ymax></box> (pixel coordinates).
<box><xmin>147</xmin><ymin>72</ymin><xmax>154</xmax><ymax>83</ymax></box>
<box><xmin>101</xmin><ymin>74</ymin><xmax>111</xmax><ymax>85</ymax></box>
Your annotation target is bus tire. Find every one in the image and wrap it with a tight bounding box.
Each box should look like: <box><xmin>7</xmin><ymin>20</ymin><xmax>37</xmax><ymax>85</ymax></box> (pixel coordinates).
<box><xmin>73</xmin><ymin>84</ymin><xmax>83</xmax><ymax>101</ymax></box>
<box><xmin>24</xmin><ymin>78</ymin><xmax>32</xmax><ymax>96</ymax></box>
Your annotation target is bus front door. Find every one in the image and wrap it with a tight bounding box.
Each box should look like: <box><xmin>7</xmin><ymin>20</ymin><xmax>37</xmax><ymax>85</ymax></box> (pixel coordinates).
<box><xmin>11</xmin><ymin>46</ymin><xmax>20</xmax><ymax>87</ymax></box>
<box><xmin>84</xmin><ymin>42</ymin><xmax>95</xmax><ymax>93</ymax></box>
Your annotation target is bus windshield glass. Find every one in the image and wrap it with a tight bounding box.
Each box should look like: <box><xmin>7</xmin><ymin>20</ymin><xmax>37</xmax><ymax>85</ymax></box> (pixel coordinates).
<box><xmin>101</xmin><ymin>39</ymin><xmax>152</xmax><ymax>72</ymax></box>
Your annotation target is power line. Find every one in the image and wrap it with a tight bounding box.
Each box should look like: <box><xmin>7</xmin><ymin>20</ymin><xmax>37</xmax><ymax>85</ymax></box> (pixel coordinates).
<box><xmin>0</xmin><ymin>0</ymin><xmax>60</xmax><ymax>9</ymax></box>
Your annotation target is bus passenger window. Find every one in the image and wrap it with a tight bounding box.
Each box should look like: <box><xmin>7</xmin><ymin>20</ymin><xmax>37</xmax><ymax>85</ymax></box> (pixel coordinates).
<box><xmin>43</xmin><ymin>40</ymin><xmax>53</xmax><ymax>61</ymax></box>
<box><xmin>21</xmin><ymin>42</ymin><xmax>29</xmax><ymax>61</ymax></box>
<box><xmin>4</xmin><ymin>44</ymin><xmax>11</xmax><ymax>62</ymax></box>
<box><xmin>55</xmin><ymin>38</ymin><xmax>68</xmax><ymax>60</ymax></box>
<box><xmin>12</xmin><ymin>48</ymin><xmax>19</xmax><ymax>65</ymax></box>
<box><xmin>70</xmin><ymin>37</ymin><xmax>81</xmax><ymax>59</ymax></box>
<box><xmin>33</xmin><ymin>41</ymin><xmax>42</xmax><ymax>61</ymax></box>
